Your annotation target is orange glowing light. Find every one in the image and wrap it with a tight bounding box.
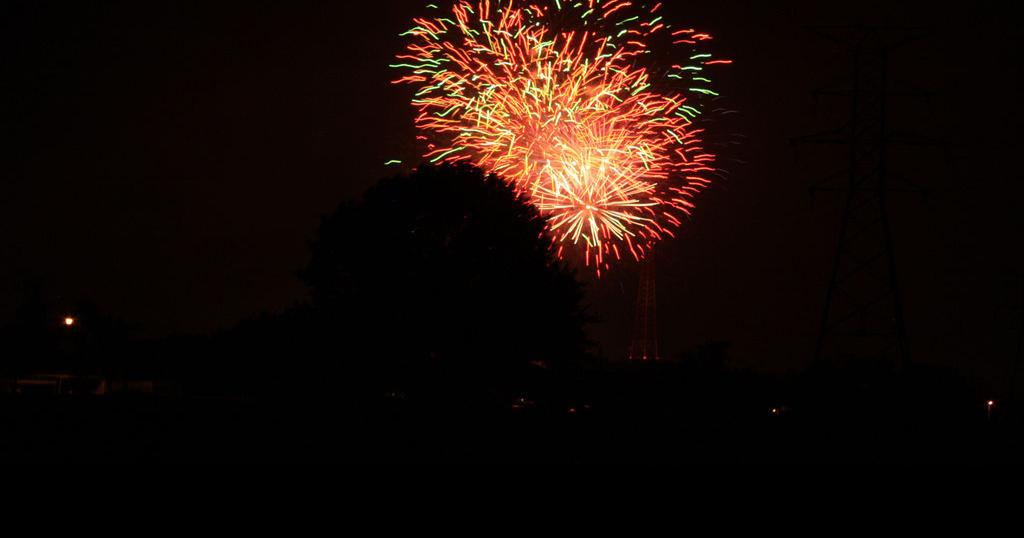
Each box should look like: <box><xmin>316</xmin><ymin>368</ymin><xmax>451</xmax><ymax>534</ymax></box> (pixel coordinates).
<box><xmin>63</xmin><ymin>317</ymin><xmax>75</xmax><ymax>327</ymax></box>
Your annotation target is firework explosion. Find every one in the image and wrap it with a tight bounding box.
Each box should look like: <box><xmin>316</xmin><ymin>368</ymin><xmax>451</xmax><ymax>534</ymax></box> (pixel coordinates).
<box><xmin>393</xmin><ymin>0</ymin><xmax>729</xmax><ymax>274</ymax></box>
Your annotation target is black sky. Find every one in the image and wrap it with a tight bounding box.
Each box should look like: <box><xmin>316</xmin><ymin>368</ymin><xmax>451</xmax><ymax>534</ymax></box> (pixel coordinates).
<box><xmin>3</xmin><ymin>1</ymin><xmax>1021</xmax><ymax>387</ymax></box>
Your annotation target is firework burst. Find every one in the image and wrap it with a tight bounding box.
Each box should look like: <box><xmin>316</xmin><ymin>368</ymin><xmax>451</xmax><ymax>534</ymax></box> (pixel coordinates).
<box><xmin>393</xmin><ymin>0</ymin><xmax>730</xmax><ymax>274</ymax></box>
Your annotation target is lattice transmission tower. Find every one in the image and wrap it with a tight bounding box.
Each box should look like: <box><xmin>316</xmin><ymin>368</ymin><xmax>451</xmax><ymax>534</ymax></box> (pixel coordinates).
<box><xmin>627</xmin><ymin>258</ymin><xmax>660</xmax><ymax>361</ymax></box>
<box><xmin>795</xmin><ymin>26</ymin><xmax>932</xmax><ymax>370</ymax></box>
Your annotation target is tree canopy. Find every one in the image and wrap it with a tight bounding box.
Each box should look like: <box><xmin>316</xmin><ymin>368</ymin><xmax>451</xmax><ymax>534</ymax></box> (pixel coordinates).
<box><xmin>303</xmin><ymin>163</ymin><xmax>588</xmax><ymax>372</ymax></box>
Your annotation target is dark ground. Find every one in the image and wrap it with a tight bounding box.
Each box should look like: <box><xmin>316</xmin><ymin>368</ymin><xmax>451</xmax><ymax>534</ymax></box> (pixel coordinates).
<box><xmin>3</xmin><ymin>366</ymin><xmax>1020</xmax><ymax>463</ymax></box>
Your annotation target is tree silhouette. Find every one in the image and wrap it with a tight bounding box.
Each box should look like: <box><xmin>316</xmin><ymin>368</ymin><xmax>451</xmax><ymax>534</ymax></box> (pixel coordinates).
<box><xmin>303</xmin><ymin>163</ymin><xmax>588</xmax><ymax>382</ymax></box>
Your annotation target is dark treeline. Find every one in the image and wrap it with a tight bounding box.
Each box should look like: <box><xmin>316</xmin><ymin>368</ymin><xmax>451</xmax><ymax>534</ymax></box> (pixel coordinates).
<box><xmin>2</xmin><ymin>164</ymin><xmax>1021</xmax><ymax>462</ymax></box>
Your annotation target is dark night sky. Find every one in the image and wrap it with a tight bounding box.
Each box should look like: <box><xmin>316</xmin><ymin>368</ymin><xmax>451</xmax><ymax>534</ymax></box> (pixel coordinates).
<box><xmin>3</xmin><ymin>1</ymin><xmax>1021</xmax><ymax>385</ymax></box>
